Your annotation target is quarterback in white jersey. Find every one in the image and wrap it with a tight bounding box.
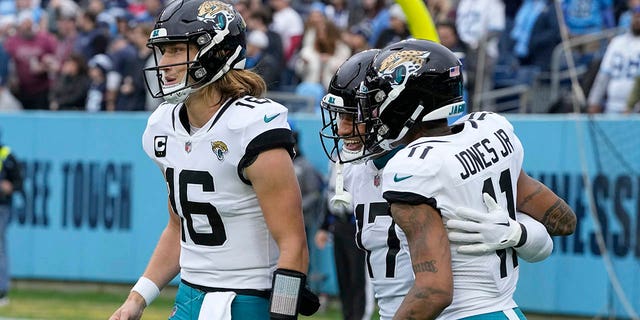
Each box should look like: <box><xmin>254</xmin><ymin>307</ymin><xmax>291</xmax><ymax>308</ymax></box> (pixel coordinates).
<box><xmin>349</xmin><ymin>39</ymin><xmax>576</xmax><ymax>319</ymax></box>
<box><xmin>110</xmin><ymin>1</ymin><xmax>318</xmax><ymax>319</ymax></box>
<box><xmin>142</xmin><ymin>96</ymin><xmax>293</xmax><ymax>290</ymax></box>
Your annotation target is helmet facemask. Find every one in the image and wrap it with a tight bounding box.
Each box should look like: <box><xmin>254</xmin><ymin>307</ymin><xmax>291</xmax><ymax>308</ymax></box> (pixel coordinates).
<box><xmin>319</xmin><ymin>93</ymin><xmax>373</xmax><ymax>164</ymax></box>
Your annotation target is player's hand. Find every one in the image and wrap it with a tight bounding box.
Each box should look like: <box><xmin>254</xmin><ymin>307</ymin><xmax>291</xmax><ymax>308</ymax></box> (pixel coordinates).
<box><xmin>108</xmin><ymin>292</ymin><xmax>146</xmax><ymax>320</ymax></box>
<box><xmin>446</xmin><ymin>193</ymin><xmax>523</xmax><ymax>255</ymax></box>
<box><xmin>314</xmin><ymin>229</ymin><xmax>330</xmax><ymax>249</ymax></box>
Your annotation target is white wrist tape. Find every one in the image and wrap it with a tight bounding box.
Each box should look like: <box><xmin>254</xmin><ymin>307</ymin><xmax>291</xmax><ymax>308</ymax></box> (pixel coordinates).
<box><xmin>131</xmin><ymin>276</ymin><xmax>160</xmax><ymax>307</ymax></box>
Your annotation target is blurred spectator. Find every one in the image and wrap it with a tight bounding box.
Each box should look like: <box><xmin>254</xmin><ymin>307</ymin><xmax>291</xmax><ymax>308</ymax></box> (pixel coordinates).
<box><xmin>74</xmin><ymin>10</ymin><xmax>110</xmax><ymax>61</ymax></box>
<box><xmin>45</xmin><ymin>0</ymin><xmax>79</xmax><ymax>34</ymax></box>
<box><xmin>14</xmin><ymin>0</ymin><xmax>48</xmax><ymax>31</ymax></box>
<box><xmin>374</xmin><ymin>3</ymin><xmax>410</xmax><ymax>48</ymax></box>
<box><xmin>233</xmin><ymin>0</ymin><xmax>252</xmax><ymax>19</ymax></box>
<box><xmin>626</xmin><ymin>75</ymin><xmax>640</xmax><ymax>111</ymax></box>
<box><xmin>106</xmin><ymin>35</ymin><xmax>136</xmax><ymax>111</ymax></box>
<box><xmin>562</xmin><ymin>0</ymin><xmax>616</xmax><ymax>36</ymax></box>
<box><xmin>342</xmin><ymin>22</ymin><xmax>372</xmax><ymax>53</ymax></box>
<box><xmin>510</xmin><ymin>0</ymin><xmax>561</xmax><ymax>71</ymax></box>
<box><xmin>269</xmin><ymin>0</ymin><xmax>304</xmax><ymax>89</ymax></box>
<box><xmin>0</xmin><ymin>135</ymin><xmax>23</xmax><ymax>306</ymax></box>
<box><xmin>246</xmin><ymin>8</ymin><xmax>285</xmax><ymax>75</ymax></box>
<box><xmin>51</xmin><ymin>8</ymin><xmax>79</xmax><ymax>76</ymax></box>
<box><xmin>619</xmin><ymin>0</ymin><xmax>640</xmax><ymax>28</ymax></box>
<box><xmin>587</xmin><ymin>6</ymin><xmax>640</xmax><ymax>113</ymax></box>
<box><xmin>133</xmin><ymin>0</ymin><xmax>164</xmax><ymax>25</ymax></box>
<box><xmin>246</xmin><ymin>30</ymin><xmax>281</xmax><ymax>90</ymax></box>
<box><xmin>456</xmin><ymin>0</ymin><xmax>505</xmax><ymax>108</ymax></box>
<box><xmin>427</xmin><ymin>0</ymin><xmax>456</xmax><ymax>23</ymax></box>
<box><xmin>437</xmin><ymin>20</ymin><xmax>468</xmax><ymax>93</ymax></box>
<box><xmin>295</xmin><ymin>4</ymin><xmax>351</xmax><ymax>94</ymax></box>
<box><xmin>437</xmin><ymin>20</ymin><xmax>466</xmax><ymax>57</ymax></box>
<box><xmin>360</xmin><ymin>0</ymin><xmax>389</xmax><ymax>48</ymax></box>
<box><xmin>86</xmin><ymin>53</ymin><xmax>112</xmax><ymax>112</ymax></box>
<box><xmin>325</xmin><ymin>0</ymin><xmax>350</xmax><ymax>30</ymax></box>
<box><xmin>4</xmin><ymin>10</ymin><xmax>58</xmax><ymax>110</ymax></box>
<box><xmin>269</xmin><ymin>0</ymin><xmax>304</xmax><ymax>64</ymax></box>
<box><xmin>49</xmin><ymin>53</ymin><xmax>90</xmax><ymax>110</ymax></box>
<box><xmin>0</xmin><ymin>16</ymin><xmax>21</xmax><ymax>111</ymax></box>
<box><xmin>115</xmin><ymin>22</ymin><xmax>152</xmax><ymax>111</ymax></box>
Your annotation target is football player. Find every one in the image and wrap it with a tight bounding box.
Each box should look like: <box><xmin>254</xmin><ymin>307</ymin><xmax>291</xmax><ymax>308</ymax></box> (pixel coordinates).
<box><xmin>109</xmin><ymin>1</ymin><xmax>318</xmax><ymax>319</ymax></box>
<box><xmin>319</xmin><ymin>41</ymin><xmax>576</xmax><ymax>319</ymax></box>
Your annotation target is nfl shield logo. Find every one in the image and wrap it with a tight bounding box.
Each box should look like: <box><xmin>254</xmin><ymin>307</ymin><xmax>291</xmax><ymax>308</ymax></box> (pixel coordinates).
<box><xmin>373</xmin><ymin>174</ymin><xmax>381</xmax><ymax>187</ymax></box>
<box><xmin>185</xmin><ymin>141</ymin><xmax>192</xmax><ymax>153</ymax></box>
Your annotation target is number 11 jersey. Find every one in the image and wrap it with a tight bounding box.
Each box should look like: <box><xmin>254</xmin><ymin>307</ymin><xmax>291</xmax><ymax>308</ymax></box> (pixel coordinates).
<box><xmin>382</xmin><ymin>112</ymin><xmax>525</xmax><ymax>319</ymax></box>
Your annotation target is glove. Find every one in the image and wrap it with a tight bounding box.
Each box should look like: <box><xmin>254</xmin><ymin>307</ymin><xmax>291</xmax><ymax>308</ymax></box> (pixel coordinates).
<box><xmin>269</xmin><ymin>269</ymin><xmax>320</xmax><ymax>319</ymax></box>
<box><xmin>299</xmin><ymin>286</ymin><xmax>320</xmax><ymax>316</ymax></box>
<box><xmin>446</xmin><ymin>193</ymin><xmax>525</xmax><ymax>255</ymax></box>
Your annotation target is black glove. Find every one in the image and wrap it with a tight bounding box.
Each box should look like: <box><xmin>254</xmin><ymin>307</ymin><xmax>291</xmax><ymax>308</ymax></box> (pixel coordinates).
<box><xmin>299</xmin><ymin>286</ymin><xmax>320</xmax><ymax>316</ymax></box>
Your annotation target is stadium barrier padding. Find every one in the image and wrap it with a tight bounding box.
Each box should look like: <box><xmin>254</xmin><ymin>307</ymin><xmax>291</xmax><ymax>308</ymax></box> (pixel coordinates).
<box><xmin>0</xmin><ymin>111</ymin><xmax>639</xmax><ymax>318</ymax></box>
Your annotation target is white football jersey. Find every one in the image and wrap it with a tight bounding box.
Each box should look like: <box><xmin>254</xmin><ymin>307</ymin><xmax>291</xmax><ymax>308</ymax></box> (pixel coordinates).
<box><xmin>599</xmin><ymin>33</ymin><xmax>640</xmax><ymax>113</ymax></box>
<box><xmin>382</xmin><ymin>112</ymin><xmax>524</xmax><ymax>319</ymax></box>
<box><xmin>343</xmin><ymin>160</ymin><xmax>413</xmax><ymax>320</ymax></box>
<box><xmin>141</xmin><ymin>96</ymin><xmax>293</xmax><ymax>290</ymax></box>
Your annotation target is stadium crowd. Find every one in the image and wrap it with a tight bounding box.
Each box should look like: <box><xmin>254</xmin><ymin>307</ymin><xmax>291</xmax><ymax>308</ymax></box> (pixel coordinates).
<box><xmin>0</xmin><ymin>0</ymin><xmax>638</xmax><ymax>114</ymax></box>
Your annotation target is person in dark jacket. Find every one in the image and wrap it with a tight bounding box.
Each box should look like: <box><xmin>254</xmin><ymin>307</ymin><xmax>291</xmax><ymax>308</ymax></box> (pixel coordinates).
<box><xmin>0</xmin><ymin>134</ymin><xmax>23</xmax><ymax>306</ymax></box>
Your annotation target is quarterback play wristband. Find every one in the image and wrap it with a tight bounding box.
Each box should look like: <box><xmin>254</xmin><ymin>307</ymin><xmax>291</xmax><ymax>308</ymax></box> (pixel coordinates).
<box><xmin>131</xmin><ymin>276</ymin><xmax>160</xmax><ymax>307</ymax></box>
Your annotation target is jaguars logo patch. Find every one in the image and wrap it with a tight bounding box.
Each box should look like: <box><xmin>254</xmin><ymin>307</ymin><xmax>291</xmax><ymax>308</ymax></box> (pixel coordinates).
<box><xmin>211</xmin><ymin>141</ymin><xmax>229</xmax><ymax>161</ymax></box>
<box><xmin>378</xmin><ymin>50</ymin><xmax>431</xmax><ymax>85</ymax></box>
<box><xmin>197</xmin><ymin>0</ymin><xmax>236</xmax><ymax>30</ymax></box>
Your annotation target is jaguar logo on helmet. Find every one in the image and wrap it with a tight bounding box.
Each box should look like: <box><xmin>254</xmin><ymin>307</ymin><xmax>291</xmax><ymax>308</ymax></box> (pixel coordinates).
<box><xmin>378</xmin><ymin>50</ymin><xmax>431</xmax><ymax>85</ymax></box>
<box><xmin>197</xmin><ymin>0</ymin><xmax>235</xmax><ymax>30</ymax></box>
<box><xmin>211</xmin><ymin>141</ymin><xmax>229</xmax><ymax>161</ymax></box>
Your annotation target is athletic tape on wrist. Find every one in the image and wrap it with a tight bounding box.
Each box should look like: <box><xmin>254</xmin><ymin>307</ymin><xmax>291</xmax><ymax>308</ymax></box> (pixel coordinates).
<box><xmin>131</xmin><ymin>276</ymin><xmax>160</xmax><ymax>307</ymax></box>
<box><xmin>270</xmin><ymin>269</ymin><xmax>305</xmax><ymax>318</ymax></box>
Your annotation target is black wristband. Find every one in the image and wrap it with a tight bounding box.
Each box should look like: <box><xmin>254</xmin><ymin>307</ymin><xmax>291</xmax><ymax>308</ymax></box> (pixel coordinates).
<box><xmin>514</xmin><ymin>223</ymin><xmax>528</xmax><ymax>248</ymax></box>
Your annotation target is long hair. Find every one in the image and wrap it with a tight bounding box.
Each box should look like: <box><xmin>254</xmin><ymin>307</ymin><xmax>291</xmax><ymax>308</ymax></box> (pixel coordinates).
<box><xmin>193</xmin><ymin>69</ymin><xmax>267</xmax><ymax>106</ymax></box>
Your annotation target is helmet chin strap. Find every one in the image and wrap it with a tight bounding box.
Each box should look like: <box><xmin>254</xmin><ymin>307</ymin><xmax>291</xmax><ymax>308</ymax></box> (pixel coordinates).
<box><xmin>377</xmin><ymin>100</ymin><xmax>466</xmax><ymax>149</ymax></box>
<box><xmin>330</xmin><ymin>162</ymin><xmax>353</xmax><ymax>212</ymax></box>
<box><xmin>378</xmin><ymin>105</ymin><xmax>424</xmax><ymax>150</ymax></box>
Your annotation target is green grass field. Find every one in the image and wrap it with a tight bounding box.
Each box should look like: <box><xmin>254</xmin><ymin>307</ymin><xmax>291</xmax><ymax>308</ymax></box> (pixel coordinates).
<box><xmin>0</xmin><ymin>281</ymin><xmax>343</xmax><ymax>320</ymax></box>
<box><xmin>0</xmin><ymin>280</ymin><xmax>591</xmax><ymax>320</ymax></box>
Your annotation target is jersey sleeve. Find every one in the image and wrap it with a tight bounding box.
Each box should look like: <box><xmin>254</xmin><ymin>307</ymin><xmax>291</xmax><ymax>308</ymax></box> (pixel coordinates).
<box><xmin>381</xmin><ymin>146</ymin><xmax>444</xmax><ymax>210</ymax></box>
<box><xmin>141</xmin><ymin>102</ymin><xmax>173</xmax><ymax>169</ymax></box>
<box><xmin>228</xmin><ymin>97</ymin><xmax>295</xmax><ymax>175</ymax></box>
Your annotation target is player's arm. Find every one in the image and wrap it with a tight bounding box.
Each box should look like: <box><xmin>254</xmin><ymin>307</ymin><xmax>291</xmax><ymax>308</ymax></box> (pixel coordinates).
<box><xmin>246</xmin><ymin>147</ymin><xmax>319</xmax><ymax>318</ymax></box>
<box><xmin>448</xmin><ymin>193</ymin><xmax>553</xmax><ymax>262</ymax></box>
<box><xmin>246</xmin><ymin>147</ymin><xmax>309</xmax><ymax>273</ymax></box>
<box><xmin>391</xmin><ymin>202</ymin><xmax>453</xmax><ymax>320</ymax></box>
<box><xmin>109</xmin><ymin>200</ymin><xmax>181</xmax><ymax>320</ymax></box>
<box><xmin>516</xmin><ymin>169</ymin><xmax>576</xmax><ymax>236</ymax></box>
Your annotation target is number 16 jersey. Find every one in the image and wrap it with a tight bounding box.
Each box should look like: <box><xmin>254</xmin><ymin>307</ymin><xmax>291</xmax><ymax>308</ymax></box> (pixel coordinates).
<box><xmin>141</xmin><ymin>96</ymin><xmax>294</xmax><ymax>291</ymax></box>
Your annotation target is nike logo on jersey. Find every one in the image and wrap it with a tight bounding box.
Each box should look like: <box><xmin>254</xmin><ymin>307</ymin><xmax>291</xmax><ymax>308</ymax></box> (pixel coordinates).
<box><xmin>393</xmin><ymin>173</ymin><xmax>413</xmax><ymax>182</ymax></box>
<box><xmin>263</xmin><ymin>113</ymin><xmax>280</xmax><ymax>123</ymax></box>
